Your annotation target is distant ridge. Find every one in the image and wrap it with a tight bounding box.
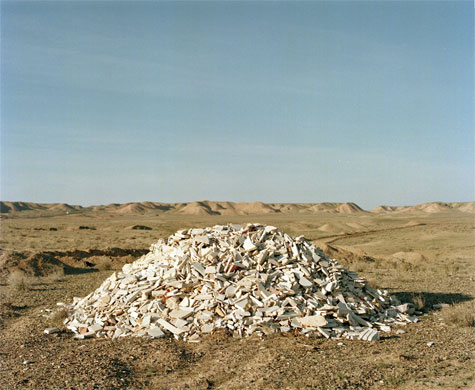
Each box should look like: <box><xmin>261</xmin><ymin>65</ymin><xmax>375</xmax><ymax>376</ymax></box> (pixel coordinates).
<box><xmin>0</xmin><ymin>201</ymin><xmax>83</xmax><ymax>214</ymax></box>
<box><xmin>370</xmin><ymin>201</ymin><xmax>475</xmax><ymax>214</ymax></box>
<box><xmin>1</xmin><ymin>200</ymin><xmax>473</xmax><ymax>216</ymax></box>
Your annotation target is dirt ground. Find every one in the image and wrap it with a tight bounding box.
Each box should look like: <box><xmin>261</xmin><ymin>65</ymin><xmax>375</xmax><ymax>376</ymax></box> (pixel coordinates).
<box><xmin>0</xmin><ymin>209</ymin><xmax>474</xmax><ymax>389</ymax></box>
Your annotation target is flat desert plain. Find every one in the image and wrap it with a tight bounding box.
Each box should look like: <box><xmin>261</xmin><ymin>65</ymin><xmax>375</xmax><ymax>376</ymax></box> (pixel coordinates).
<box><xmin>0</xmin><ymin>201</ymin><xmax>474</xmax><ymax>390</ymax></box>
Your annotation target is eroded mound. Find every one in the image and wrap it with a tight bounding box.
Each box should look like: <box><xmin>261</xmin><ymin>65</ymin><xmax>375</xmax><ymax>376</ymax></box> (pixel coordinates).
<box><xmin>63</xmin><ymin>224</ymin><xmax>417</xmax><ymax>342</ymax></box>
<box><xmin>1</xmin><ymin>251</ymin><xmax>73</xmax><ymax>277</ymax></box>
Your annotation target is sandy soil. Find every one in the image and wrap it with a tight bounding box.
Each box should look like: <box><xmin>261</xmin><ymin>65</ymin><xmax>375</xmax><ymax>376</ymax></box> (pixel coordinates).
<box><xmin>0</xmin><ymin>205</ymin><xmax>474</xmax><ymax>389</ymax></box>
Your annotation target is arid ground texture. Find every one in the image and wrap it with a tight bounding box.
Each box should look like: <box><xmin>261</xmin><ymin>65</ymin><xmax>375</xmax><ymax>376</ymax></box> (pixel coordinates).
<box><xmin>0</xmin><ymin>200</ymin><xmax>474</xmax><ymax>389</ymax></box>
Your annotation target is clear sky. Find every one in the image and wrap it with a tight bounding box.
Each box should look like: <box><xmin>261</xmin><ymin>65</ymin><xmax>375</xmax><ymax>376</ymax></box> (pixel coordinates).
<box><xmin>1</xmin><ymin>1</ymin><xmax>473</xmax><ymax>209</ymax></box>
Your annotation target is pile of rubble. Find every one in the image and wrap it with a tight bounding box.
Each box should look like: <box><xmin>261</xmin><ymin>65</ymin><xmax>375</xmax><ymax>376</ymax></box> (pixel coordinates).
<box><xmin>61</xmin><ymin>224</ymin><xmax>417</xmax><ymax>342</ymax></box>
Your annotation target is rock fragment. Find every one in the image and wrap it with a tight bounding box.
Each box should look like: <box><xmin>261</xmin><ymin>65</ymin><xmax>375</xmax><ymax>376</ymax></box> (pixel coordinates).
<box><xmin>358</xmin><ymin>328</ymin><xmax>380</xmax><ymax>341</ymax></box>
<box><xmin>44</xmin><ymin>328</ymin><xmax>60</xmax><ymax>334</ymax></box>
<box><xmin>148</xmin><ymin>327</ymin><xmax>165</xmax><ymax>338</ymax></box>
<box><xmin>298</xmin><ymin>315</ymin><xmax>328</xmax><ymax>328</ymax></box>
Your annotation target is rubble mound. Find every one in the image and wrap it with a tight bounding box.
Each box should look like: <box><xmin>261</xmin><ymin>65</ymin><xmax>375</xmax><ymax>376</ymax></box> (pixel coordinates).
<box><xmin>63</xmin><ymin>224</ymin><xmax>416</xmax><ymax>342</ymax></box>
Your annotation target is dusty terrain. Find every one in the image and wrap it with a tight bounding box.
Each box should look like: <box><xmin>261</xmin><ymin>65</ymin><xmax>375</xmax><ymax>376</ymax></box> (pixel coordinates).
<box><xmin>0</xmin><ymin>201</ymin><xmax>474</xmax><ymax>389</ymax></box>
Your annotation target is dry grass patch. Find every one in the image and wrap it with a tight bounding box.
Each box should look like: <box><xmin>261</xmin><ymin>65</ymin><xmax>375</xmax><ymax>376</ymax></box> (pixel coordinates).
<box><xmin>440</xmin><ymin>302</ymin><xmax>475</xmax><ymax>328</ymax></box>
<box><xmin>365</xmin><ymin>277</ymin><xmax>383</xmax><ymax>290</ymax></box>
<box><xmin>442</xmin><ymin>259</ymin><xmax>460</xmax><ymax>276</ymax></box>
<box><xmin>99</xmin><ymin>262</ymin><xmax>113</xmax><ymax>271</ymax></box>
<box><xmin>7</xmin><ymin>270</ymin><xmax>31</xmax><ymax>291</ymax></box>
<box><xmin>41</xmin><ymin>269</ymin><xmax>65</xmax><ymax>283</ymax></box>
<box><xmin>411</xmin><ymin>293</ymin><xmax>426</xmax><ymax>311</ymax></box>
<box><xmin>7</xmin><ymin>268</ymin><xmax>65</xmax><ymax>291</ymax></box>
<box><xmin>50</xmin><ymin>308</ymin><xmax>69</xmax><ymax>328</ymax></box>
<box><xmin>346</xmin><ymin>258</ymin><xmax>368</xmax><ymax>273</ymax></box>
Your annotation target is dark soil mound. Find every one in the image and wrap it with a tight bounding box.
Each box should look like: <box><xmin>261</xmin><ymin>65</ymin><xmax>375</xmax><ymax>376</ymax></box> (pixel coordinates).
<box><xmin>0</xmin><ymin>251</ymin><xmax>97</xmax><ymax>277</ymax></box>
<box><xmin>128</xmin><ymin>225</ymin><xmax>152</xmax><ymax>230</ymax></box>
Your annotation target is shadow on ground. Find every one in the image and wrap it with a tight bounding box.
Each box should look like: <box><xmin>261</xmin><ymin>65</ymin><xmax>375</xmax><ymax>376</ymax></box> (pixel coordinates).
<box><xmin>63</xmin><ymin>266</ymin><xmax>99</xmax><ymax>275</ymax></box>
<box><xmin>393</xmin><ymin>291</ymin><xmax>473</xmax><ymax>310</ymax></box>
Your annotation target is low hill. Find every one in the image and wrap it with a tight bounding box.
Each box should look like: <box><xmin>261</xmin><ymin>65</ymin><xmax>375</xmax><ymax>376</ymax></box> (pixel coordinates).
<box><xmin>175</xmin><ymin>201</ymin><xmax>220</xmax><ymax>216</ymax></box>
<box><xmin>49</xmin><ymin>203</ymin><xmax>83</xmax><ymax>212</ymax></box>
<box><xmin>115</xmin><ymin>203</ymin><xmax>150</xmax><ymax>214</ymax></box>
<box><xmin>336</xmin><ymin>202</ymin><xmax>364</xmax><ymax>214</ymax></box>
<box><xmin>370</xmin><ymin>205</ymin><xmax>398</xmax><ymax>213</ymax></box>
<box><xmin>234</xmin><ymin>201</ymin><xmax>278</xmax><ymax>215</ymax></box>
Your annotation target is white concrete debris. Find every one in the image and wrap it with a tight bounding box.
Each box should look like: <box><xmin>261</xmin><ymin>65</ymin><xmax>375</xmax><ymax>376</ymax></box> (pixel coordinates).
<box><xmin>62</xmin><ymin>224</ymin><xmax>417</xmax><ymax>342</ymax></box>
<box><xmin>44</xmin><ymin>327</ymin><xmax>60</xmax><ymax>334</ymax></box>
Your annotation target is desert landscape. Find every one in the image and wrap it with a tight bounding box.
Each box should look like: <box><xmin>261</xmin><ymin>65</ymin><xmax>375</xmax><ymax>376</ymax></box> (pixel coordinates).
<box><xmin>0</xmin><ymin>200</ymin><xmax>473</xmax><ymax>389</ymax></box>
<box><xmin>3</xmin><ymin>0</ymin><xmax>473</xmax><ymax>388</ymax></box>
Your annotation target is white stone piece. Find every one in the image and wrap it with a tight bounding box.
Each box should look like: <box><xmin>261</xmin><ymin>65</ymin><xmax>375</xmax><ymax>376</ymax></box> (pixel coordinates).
<box><xmin>157</xmin><ymin>319</ymin><xmax>184</xmax><ymax>335</ymax></box>
<box><xmin>88</xmin><ymin>323</ymin><xmax>103</xmax><ymax>333</ymax></box>
<box><xmin>169</xmin><ymin>307</ymin><xmax>194</xmax><ymax>319</ymax></box>
<box><xmin>44</xmin><ymin>328</ymin><xmax>60</xmax><ymax>334</ymax></box>
<box><xmin>192</xmin><ymin>263</ymin><xmax>206</xmax><ymax>276</ymax></box>
<box><xmin>298</xmin><ymin>315</ymin><xmax>328</xmax><ymax>328</ymax></box>
<box><xmin>299</xmin><ymin>276</ymin><xmax>313</xmax><ymax>288</ymax></box>
<box><xmin>359</xmin><ymin>328</ymin><xmax>380</xmax><ymax>341</ymax></box>
<box><xmin>243</xmin><ymin>238</ymin><xmax>257</xmax><ymax>251</ymax></box>
<box><xmin>201</xmin><ymin>323</ymin><xmax>214</xmax><ymax>333</ymax></box>
<box><xmin>194</xmin><ymin>236</ymin><xmax>210</xmax><ymax>245</ymax></box>
<box><xmin>148</xmin><ymin>327</ymin><xmax>165</xmax><ymax>338</ymax></box>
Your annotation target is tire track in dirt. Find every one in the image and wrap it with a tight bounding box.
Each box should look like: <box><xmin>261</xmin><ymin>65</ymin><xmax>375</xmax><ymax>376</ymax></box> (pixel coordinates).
<box><xmin>314</xmin><ymin>223</ymin><xmax>426</xmax><ymax>245</ymax></box>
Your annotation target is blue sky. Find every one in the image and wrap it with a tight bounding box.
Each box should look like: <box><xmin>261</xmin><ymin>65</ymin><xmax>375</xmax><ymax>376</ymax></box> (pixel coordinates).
<box><xmin>1</xmin><ymin>1</ymin><xmax>473</xmax><ymax>209</ymax></box>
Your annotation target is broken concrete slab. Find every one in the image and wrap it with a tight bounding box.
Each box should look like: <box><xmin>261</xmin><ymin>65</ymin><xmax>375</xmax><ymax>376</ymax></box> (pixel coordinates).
<box><xmin>298</xmin><ymin>315</ymin><xmax>328</xmax><ymax>328</ymax></box>
<box><xmin>44</xmin><ymin>328</ymin><xmax>60</xmax><ymax>334</ymax></box>
<box><xmin>148</xmin><ymin>327</ymin><xmax>165</xmax><ymax>338</ymax></box>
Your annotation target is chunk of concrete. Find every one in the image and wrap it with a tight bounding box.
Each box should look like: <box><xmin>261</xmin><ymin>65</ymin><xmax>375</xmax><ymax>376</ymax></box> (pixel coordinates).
<box><xmin>298</xmin><ymin>315</ymin><xmax>328</xmax><ymax>328</ymax></box>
